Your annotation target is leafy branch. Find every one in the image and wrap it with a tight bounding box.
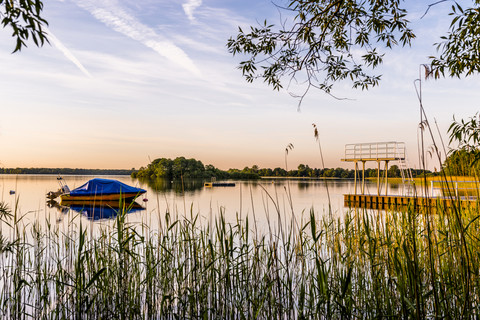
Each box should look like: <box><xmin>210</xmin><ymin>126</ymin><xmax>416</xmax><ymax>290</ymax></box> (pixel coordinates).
<box><xmin>227</xmin><ymin>0</ymin><xmax>415</xmax><ymax>99</ymax></box>
<box><xmin>430</xmin><ymin>2</ymin><xmax>480</xmax><ymax>78</ymax></box>
<box><xmin>0</xmin><ymin>0</ymin><xmax>49</xmax><ymax>52</ymax></box>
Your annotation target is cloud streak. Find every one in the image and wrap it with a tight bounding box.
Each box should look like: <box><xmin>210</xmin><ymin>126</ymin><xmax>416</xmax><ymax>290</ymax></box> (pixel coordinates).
<box><xmin>75</xmin><ymin>0</ymin><xmax>201</xmax><ymax>76</ymax></box>
<box><xmin>46</xmin><ymin>28</ymin><xmax>92</xmax><ymax>78</ymax></box>
<box><xmin>183</xmin><ymin>0</ymin><xmax>202</xmax><ymax>22</ymax></box>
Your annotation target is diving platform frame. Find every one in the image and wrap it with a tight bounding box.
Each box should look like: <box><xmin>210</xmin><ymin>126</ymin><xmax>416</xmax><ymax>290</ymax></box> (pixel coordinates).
<box><xmin>341</xmin><ymin>142</ymin><xmax>479</xmax><ymax>210</ymax></box>
<box><xmin>341</xmin><ymin>142</ymin><xmax>412</xmax><ymax>196</ymax></box>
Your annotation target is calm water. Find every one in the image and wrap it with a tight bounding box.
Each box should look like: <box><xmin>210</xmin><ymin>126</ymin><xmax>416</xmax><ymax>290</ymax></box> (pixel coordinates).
<box><xmin>0</xmin><ymin>175</ymin><xmax>408</xmax><ymax>229</ymax></box>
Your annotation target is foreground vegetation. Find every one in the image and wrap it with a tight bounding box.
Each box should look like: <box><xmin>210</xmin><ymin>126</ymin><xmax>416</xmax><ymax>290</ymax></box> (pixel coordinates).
<box><xmin>1</xmin><ymin>190</ymin><xmax>480</xmax><ymax>318</ymax></box>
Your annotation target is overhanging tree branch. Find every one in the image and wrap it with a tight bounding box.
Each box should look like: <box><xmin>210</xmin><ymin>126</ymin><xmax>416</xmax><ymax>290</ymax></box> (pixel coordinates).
<box><xmin>227</xmin><ymin>0</ymin><xmax>415</xmax><ymax>99</ymax></box>
<box><xmin>1</xmin><ymin>0</ymin><xmax>49</xmax><ymax>53</ymax></box>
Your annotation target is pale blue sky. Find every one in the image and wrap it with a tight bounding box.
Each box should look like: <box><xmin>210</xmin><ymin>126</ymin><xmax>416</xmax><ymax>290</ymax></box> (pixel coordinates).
<box><xmin>1</xmin><ymin>0</ymin><xmax>479</xmax><ymax>171</ymax></box>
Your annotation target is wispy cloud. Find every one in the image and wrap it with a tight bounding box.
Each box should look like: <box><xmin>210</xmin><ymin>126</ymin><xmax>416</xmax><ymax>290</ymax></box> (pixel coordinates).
<box><xmin>46</xmin><ymin>28</ymin><xmax>92</xmax><ymax>78</ymax></box>
<box><xmin>183</xmin><ymin>0</ymin><xmax>202</xmax><ymax>22</ymax></box>
<box><xmin>75</xmin><ymin>0</ymin><xmax>201</xmax><ymax>76</ymax></box>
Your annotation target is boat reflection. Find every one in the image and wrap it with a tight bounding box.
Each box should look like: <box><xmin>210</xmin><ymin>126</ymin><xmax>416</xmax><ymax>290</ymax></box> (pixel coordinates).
<box><xmin>47</xmin><ymin>200</ymin><xmax>145</xmax><ymax>221</ymax></box>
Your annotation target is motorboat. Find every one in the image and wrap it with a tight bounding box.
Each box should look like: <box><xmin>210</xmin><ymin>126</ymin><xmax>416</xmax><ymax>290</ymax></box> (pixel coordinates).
<box><xmin>47</xmin><ymin>177</ymin><xmax>146</xmax><ymax>202</ymax></box>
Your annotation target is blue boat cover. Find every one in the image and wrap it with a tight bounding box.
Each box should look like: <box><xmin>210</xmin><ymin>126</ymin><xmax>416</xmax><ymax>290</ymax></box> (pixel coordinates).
<box><xmin>69</xmin><ymin>178</ymin><xmax>146</xmax><ymax>196</ymax></box>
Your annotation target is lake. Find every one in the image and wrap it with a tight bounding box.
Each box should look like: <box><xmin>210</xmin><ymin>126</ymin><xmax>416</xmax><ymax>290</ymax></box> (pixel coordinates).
<box><xmin>0</xmin><ymin>174</ymin><xmax>409</xmax><ymax>230</ymax></box>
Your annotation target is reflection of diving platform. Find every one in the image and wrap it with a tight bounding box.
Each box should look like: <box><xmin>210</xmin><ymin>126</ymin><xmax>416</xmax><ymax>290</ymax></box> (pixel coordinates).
<box><xmin>341</xmin><ymin>142</ymin><xmax>414</xmax><ymax>196</ymax></box>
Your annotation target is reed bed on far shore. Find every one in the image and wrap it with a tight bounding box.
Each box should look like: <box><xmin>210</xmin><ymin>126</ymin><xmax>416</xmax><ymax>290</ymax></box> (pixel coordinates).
<box><xmin>0</xmin><ymin>195</ymin><xmax>480</xmax><ymax>319</ymax></box>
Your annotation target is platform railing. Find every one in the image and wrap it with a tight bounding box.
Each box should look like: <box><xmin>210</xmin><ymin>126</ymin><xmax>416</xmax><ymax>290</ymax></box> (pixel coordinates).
<box><xmin>343</xmin><ymin>142</ymin><xmax>406</xmax><ymax>161</ymax></box>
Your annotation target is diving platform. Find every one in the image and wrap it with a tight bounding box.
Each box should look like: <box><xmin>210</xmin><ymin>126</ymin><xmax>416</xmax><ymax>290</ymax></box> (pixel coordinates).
<box><xmin>341</xmin><ymin>142</ymin><xmax>478</xmax><ymax>210</ymax></box>
<box><xmin>341</xmin><ymin>142</ymin><xmax>413</xmax><ymax>196</ymax></box>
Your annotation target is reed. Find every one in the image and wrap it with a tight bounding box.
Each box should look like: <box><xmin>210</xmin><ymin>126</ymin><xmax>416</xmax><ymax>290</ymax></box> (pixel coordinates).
<box><xmin>0</xmin><ymin>188</ymin><xmax>479</xmax><ymax>319</ymax></box>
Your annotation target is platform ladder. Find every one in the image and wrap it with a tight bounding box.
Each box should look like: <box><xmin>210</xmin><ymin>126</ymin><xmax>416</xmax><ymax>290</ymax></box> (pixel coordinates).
<box><xmin>398</xmin><ymin>156</ymin><xmax>415</xmax><ymax>196</ymax></box>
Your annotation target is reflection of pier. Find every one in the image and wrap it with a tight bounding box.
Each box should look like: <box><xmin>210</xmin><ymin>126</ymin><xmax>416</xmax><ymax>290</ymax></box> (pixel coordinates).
<box><xmin>341</xmin><ymin>142</ymin><xmax>413</xmax><ymax>196</ymax></box>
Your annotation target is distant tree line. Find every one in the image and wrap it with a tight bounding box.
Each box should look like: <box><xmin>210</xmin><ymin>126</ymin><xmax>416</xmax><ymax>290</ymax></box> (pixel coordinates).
<box><xmin>250</xmin><ymin>164</ymin><xmax>432</xmax><ymax>179</ymax></box>
<box><xmin>0</xmin><ymin>168</ymin><xmax>134</xmax><ymax>175</ymax></box>
<box><xmin>132</xmin><ymin>157</ymin><xmax>243</xmax><ymax>180</ymax></box>
<box><xmin>442</xmin><ymin>149</ymin><xmax>480</xmax><ymax>176</ymax></box>
<box><xmin>0</xmin><ymin>162</ymin><xmax>435</xmax><ymax>179</ymax></box>
<box><xmin>132</xmin><ymin>157</ymin><xmax>433</xmax><ymax>180</ymax></box>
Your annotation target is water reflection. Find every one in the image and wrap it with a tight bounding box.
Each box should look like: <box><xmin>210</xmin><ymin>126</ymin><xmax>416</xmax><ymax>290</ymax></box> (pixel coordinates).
<box><xmin>139</xmin><ymin>178</ymin><xmax>205</xmax><ymax>193</ymax></box>
<box><xmin>390</xmin><ymin>183</ymin><xmax>400</xmax><ymax>191</ymax></box>
<box><xmin>260</xmin><ymin>178</ymin><xmax>352</xmax><ymax>189</ymax></box>
<box><xmin>297</xmin><ymin>182</ymin><xmax>310</xmax><ymax>189</ymax></box>
<box><xmin>47</xmin><ymin>200</ymin><xmax>145</xmax><ymax>221</ymax></box>
<box><xmin>0</xmin><ymin>174</ymin><xmax>420</xmax><ymax>227</ymax></box>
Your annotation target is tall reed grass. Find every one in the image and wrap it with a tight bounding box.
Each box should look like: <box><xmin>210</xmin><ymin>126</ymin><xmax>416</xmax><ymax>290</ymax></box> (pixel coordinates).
<box><xmin>0</xmin><ymin>190</ymin><xmax>480</xmax><ymax>319</ymax></box>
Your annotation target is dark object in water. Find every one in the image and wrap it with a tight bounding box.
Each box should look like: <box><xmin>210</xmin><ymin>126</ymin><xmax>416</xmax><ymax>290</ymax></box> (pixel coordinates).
<box><xmin>204</xmin><ymin>182</ymin><xmax>235</xmax><ymax>187</ymax></box>
<box><xmin>9</xmin><ymin>190</ymin><xmax>15</xmax><ymax>195</ymax></box>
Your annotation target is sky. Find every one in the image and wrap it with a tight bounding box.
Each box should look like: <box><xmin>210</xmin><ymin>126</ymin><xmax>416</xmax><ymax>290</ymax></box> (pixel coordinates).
<box><xmin>1</xmin><ymin>0</ymin><xmax>479</xmax><ymax>171</ymax></box>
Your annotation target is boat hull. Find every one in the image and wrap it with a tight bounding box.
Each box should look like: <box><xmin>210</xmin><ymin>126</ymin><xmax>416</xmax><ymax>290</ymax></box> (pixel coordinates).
<box><xmin>60</xmin><ymin>192</ymin><xmax>144</xmax><ymax>202</ymax></box>
<box><xmin>59</xmin><ymin>199</ymin><xmax>144</xmax><ymax>208</ymax></box>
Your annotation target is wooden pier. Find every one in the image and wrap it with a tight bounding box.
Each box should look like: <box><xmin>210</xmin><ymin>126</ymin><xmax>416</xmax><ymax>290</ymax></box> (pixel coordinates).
<box><xmin>344</xmin><ymin>194</ymin><xmax>478</xmax><ymax>210</ymax></box>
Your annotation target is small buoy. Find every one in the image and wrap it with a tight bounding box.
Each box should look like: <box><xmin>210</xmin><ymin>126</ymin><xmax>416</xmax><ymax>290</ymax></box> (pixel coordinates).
<box><xmin>9</xmin><ymin>190</ymin><xmax>15</xmax><ymax>195</ymax></box>
<box><xmin>142</xmin><ymin>198</ymin><xmax>148</xmax><ymax>202</ymax></box>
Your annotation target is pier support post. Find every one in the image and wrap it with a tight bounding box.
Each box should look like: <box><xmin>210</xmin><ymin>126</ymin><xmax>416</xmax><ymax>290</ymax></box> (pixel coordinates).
<box><xmin>377</xmin><ymin>161</ymin><xmax>380</xmax><ymax>195</ymax></box>
<box><xmin>354</xmin><ymin>161</ymin><xmax>358</xmax><ymax>195</ymax></box>
<box><xmin>385</xmin><ymin>160</ymin><xmax>389</xmax><ymax>196</ymax></box>
<box><xmin>362</xmin><ymin>161</ymin><xmax>366</xmax><ymax>195</ymax></box>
